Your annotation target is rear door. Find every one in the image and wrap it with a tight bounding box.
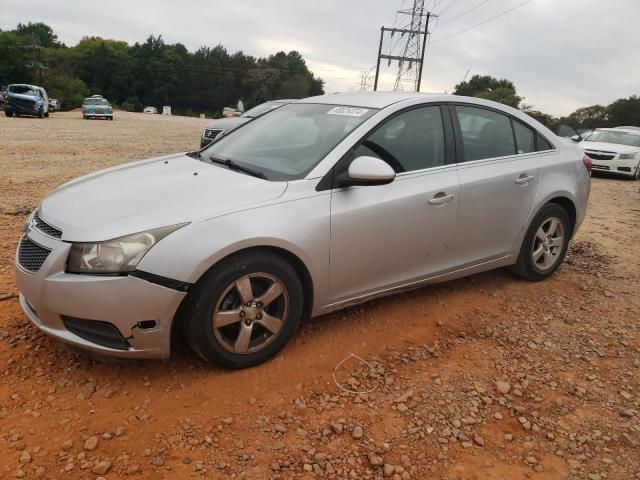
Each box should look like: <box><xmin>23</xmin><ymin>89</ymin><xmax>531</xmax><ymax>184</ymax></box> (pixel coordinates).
<box><xmin>328</xmin><ymin>104</ymin><xmax>460</xmax><ymax>304</ymax></box>
<box><xmin>450</xmin><ymin>104</ymin><xmax>543</xmax><ymax>266</ymax></box>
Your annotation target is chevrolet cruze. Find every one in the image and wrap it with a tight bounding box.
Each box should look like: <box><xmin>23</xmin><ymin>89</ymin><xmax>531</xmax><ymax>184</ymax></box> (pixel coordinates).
<box><xmin>16</xmin><ymin>92</ymin><xmax>591</xmax><ymax>368</ymax></box>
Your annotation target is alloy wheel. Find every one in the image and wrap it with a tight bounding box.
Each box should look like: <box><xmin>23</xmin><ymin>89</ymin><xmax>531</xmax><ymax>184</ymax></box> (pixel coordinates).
<box><xmin>531</xmin><ymin>216</ymin><xmax>565</xmax><ymax>271</ymax></box>
<box><xmin>212</xmin><ymin>273</ymin><xmax>289</xmax><ymax>354</ymax></box>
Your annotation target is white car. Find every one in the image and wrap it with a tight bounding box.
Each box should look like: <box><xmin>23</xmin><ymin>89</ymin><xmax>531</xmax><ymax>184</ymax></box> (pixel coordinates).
<box><xmin>580</xmin><ymin>128</ymin><xmax>640</xmax><ymax>179</ymax></box>
<box><xmin>143</xmin><ymin>106</ymin><xmax>157</xmax><ymax>114</ymax></box>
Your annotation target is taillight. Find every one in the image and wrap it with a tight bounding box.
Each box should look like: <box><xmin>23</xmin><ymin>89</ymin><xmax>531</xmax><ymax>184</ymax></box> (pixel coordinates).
<box><xmin>582</xmin><ymin>154</ymin><xmax>592</xmax><ymax>175</ymax></box>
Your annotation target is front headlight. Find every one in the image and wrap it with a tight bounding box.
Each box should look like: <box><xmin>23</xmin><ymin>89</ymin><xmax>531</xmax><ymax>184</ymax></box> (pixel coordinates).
<box><xmin>67</xmin><ymin>223</ymin><xmax>187</xmax><ymax>274</ymax></box>
<box><xmin>619</xmin><ymin>152</ymin><xmax>637</xmax><ymax>160</ymax></box>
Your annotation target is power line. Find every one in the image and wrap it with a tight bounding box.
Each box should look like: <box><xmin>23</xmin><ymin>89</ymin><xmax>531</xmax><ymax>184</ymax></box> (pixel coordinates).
<box><xmin>437</xmin><ymin>0</ymin><xmax>465</xmax><ymax>15</ymax></box>
<box><xmin>430</xmin><ymin>0</ymin><xmax>532</xmax><ymax>44</ymax></box>
<box><xmin>439</xmin><ymin>0</ymin><xmax>491</xmax><ymax>26</ymax></box>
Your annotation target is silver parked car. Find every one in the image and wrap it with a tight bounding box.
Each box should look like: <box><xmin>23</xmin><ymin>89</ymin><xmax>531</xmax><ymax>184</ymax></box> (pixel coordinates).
<box><xmin>16</xmin><ymin>92</ymin><xmax>591</xmax><ymax>368</ymax></box>
<box><xmin>200</xmin><ymin>99</ymin><xmax>293</xmax><ymax>147</ymax></box>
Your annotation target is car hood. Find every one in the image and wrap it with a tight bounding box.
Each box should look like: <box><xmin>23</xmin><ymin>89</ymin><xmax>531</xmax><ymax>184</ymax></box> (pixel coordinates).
<box><xmin>204</xmin><ymin>117</ymin><xmax>250</xmax><ymax>130</ymax></box>
<box><xmin>580</xmin><ymin>141</ymin><xmax>639</xmax><ymax>154</ymax></box>
<box><xmin>39</xmin><ymin>153</ymin><xmax>287</xmax><ymax>242</ymax></box>
<box><xmin>7</xmin><ymin>92</ymin><xmax>39</xmax><ymax>103</ymax></box>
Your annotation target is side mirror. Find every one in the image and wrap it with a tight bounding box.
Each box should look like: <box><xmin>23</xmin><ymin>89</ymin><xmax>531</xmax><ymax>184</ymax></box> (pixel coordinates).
<box><xmin>337</xmin><ymin>156</ymin><xmax>396</xmax><ymax>187</ymax></box>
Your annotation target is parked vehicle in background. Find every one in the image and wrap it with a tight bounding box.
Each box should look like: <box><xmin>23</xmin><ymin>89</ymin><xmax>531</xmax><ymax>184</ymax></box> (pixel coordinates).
<box><xmin>49</xmin><ymin>98</ymin><xmax>60</xmax><ymax>112</ymax></box>
<box><xmin>580</xmin><ymin>128</ymin><xmax>640</xmax><ymax>179</ymax></box>
<box><xmin>4</xmin><ymin>84</ymin><xmax>49</xmax><ymax>118</ymax></box>
<box><xmin>16</xmin><ymin>92</ymin><xmax>590</xmax><ymax>369</ymax></box>
<box><xmin>200</xmin><ymin>99</ymin><xmax>293</xmax><ymax>147</ymax></box>
<box><xmin>82</xmin><ymin>95</ymin><xmax>113</xmax><ymax>120</ymax></box>
<box><xmin>143</xmin><ymin>106</ymin><xmax>157</xmax><ymax>114</ymax></box>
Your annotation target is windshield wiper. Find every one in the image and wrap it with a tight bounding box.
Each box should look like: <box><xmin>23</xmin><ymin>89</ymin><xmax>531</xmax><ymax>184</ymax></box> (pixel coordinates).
<box><xmin>209</xmin><ymin>156</ymin><xmax>267</xmax><ymax>179</ymax></box>
<box><xmin>186</xmin><ymin>151</ymin><xmax>202</xmax><ymax>159</ymax></box>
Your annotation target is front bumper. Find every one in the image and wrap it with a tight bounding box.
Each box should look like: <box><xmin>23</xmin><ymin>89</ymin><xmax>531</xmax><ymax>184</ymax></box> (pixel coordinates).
<box><xmin>590</xmin><ymin>158</ymin><xmax>638</xmax><ymax>177</ymax></box>
<box><xmin>15</xmin><ymin>225</ymin><xmax>186</xmax><ymax>359</ymax></box>
<box><xmin>7</xmin><ymin>99</ymin><xmax>39</xmax><ymax>116</ymax></box>
<box><xmin>84</xmin><ymin>112</ymin><xmax>112</xmax><ymax>118</ymax></box>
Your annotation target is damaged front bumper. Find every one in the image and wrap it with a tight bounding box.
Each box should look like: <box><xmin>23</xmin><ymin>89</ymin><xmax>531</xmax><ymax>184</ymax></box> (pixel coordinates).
<box><xmin>15</xmin><ymin>225</ymin><xmax>185</xmax><ymax>359</ymax></box>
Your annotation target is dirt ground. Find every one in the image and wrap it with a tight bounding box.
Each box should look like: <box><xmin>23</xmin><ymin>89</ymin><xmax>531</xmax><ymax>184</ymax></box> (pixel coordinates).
<box><xmin>0</xmin><ymin>111</ymin><xmax>638</xmax><ymax>480</ymax></box>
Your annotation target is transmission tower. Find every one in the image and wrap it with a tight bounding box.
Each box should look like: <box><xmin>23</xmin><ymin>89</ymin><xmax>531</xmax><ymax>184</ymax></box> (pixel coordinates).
<box><xmin>374</xmin><ymin>1</ymin><xmax>435</xmax><ymax>92</ymax></box>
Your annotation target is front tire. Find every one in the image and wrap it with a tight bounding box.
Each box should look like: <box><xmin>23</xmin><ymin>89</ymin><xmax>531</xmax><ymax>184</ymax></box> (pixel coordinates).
<box><xmin>5</xmin><ymin>111</ymin><xmax>13</xmax><ymax>117</ymax></box>
<box><xmin>509</xmin><ymin>203</ymin><xmax>571</xmax><ymax>281</ymax></box>
<box><xmin>182</xmin><ymin>251</ymin><xmax>304</xmax><ymax>369</ymax></box>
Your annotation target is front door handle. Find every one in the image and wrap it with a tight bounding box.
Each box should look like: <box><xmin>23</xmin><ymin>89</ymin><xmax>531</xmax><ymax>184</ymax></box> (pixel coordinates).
<box><xmin>515</xmin><ymin>174</ymin><xmax>535</xmax><ymax>185</ymax></box>
<box><xmin>428</xmin><ymin>192</ymin><xmax>455</xmax><ymax>206</ymax></box>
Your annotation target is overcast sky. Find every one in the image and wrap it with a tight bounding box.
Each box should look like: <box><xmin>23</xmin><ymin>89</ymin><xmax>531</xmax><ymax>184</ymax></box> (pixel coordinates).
<box><xmin>1</xmin><ymin>0</ymin><xmax>638</xmax><ymax>116</ymax></box>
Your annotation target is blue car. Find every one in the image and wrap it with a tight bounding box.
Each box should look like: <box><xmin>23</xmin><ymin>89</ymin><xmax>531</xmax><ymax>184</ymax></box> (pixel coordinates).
<box><xmin>4</xmin><ymin>84</ymin><xmax>49</xmax><ymax>118</ymax></box>
<box><xmin>82</xmin><ymin>95</ymin><xmax>113</xmax><ymax>120</ymax></box>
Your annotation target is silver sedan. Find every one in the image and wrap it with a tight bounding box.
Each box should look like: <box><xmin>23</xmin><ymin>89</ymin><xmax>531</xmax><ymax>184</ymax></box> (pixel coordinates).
<box><xmin>16</xmin><ymin>92</ymin><xmax>591</xmax><ymax>368</ymax></box>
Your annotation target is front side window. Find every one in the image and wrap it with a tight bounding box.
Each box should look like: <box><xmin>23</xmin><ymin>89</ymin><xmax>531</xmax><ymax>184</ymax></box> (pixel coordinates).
<box><xmin>350</xmin><ymin>105</ymin><xmax>446</xmax><ymax>173</ymax></box>
<box><xmin>456</xmin><ymin>106</ymin><xmax>516</xmax><ymax>161</ymax></box>
<box><xmin>202</xmin><ymin>103</ymin><xmax>377</xmax><ymax>180</ymax></box>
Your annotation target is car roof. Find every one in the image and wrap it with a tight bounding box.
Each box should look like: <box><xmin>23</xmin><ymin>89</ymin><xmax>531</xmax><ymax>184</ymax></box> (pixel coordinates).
<box><xmin>298</xmin><ymin>91</ymin><xmax>460</xmax><ymax>109</ymax></box>
<box><xmin>8</xmin><ymin>83</ymin><xmax>38</xmax><ymax>88</ymax></box>
<box><xmin>613</xmin><ymin>126</ymin><xmax>640</xmax><ymax>131</ymax></box>
<box><xmin>596</xmin><ymin>127</ymin><xmax>640</xmax><ymax>135</ymax></box>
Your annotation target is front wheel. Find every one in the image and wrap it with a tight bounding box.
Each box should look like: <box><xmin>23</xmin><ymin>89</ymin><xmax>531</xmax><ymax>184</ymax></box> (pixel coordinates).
<box><xmin>38</xmin><ymin>108</ymin><xmax>45</xmax><ymax>118</ymax></box>
<box><xmin>634</xmin><ymin>163</ymin><xmax>640</xmax><ymax>180</ymax></box>
<box><xmin>182</xmin><ymin>251</ymin><xmax>304</xmax><ymax>369</ymax></box>
<box><xmin>5</xmin><ymin>111</ymin><xmax>13</xmax><ymax>117</ymax></box>
<box><xmin>509</xmin><ymin>203</ymin><xmax>571</xmax><ymax>281</ymax></box>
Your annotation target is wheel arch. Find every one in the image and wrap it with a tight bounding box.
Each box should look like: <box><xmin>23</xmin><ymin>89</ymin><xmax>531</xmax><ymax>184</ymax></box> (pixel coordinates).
<box><xmin>546</xmin><ymin>196</ymin><xmax>576</xmax><ymax>236</ymax></box>
<box><xmin>172</xmin><ymin>244</ymin><xmax>315</xmax><ymax>341</ymax></box>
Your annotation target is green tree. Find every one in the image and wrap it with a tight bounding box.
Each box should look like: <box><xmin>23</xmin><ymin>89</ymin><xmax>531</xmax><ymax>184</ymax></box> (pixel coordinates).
<box><xmin>0</xmin><ymin>31</ymin><xmax>30</xmax><ymax>84</ymax></box>
<box><xmin>607</xmin><ymin>95</ymin><xmax>640</xmax><ymax>127</ymax></box>
<box><xmin>563</xmin><ymin>105</ymin><xmax>611</xmax><ymax>129</ymax></box>
<box><xmin>15</xmin><ymin>22</ymin><xmax>61</xmax><ymax>48</ymax></box>
<box><xmin>454</xmin><ymin>74</ymin><xmax>523</xmax><ymax>108</ymax></box>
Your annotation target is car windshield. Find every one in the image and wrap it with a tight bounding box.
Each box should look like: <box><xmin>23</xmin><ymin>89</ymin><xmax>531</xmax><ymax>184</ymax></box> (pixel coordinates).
<box><xmin>202</xmin><ymin>103</ymin><xmax>377</xmax><ymax>180</ymax></box>
<box><xmin>241</xmin><ymin>101</ymin><xmax>285</xmax><ymax>118</ymax></box>
<box><xmin>9</xmin><ymin>85</ymin><xmax>39</xmax><ymax>97</ymax></box>
<box><xmin>585</xmin><ymin>130</ymin><xmax>640</xmax><ymax>147</ymax></box>
<box><xmin>84</xmin><ymin>98</ymin><xmax>109</xmax><ymax>106</ymax></box>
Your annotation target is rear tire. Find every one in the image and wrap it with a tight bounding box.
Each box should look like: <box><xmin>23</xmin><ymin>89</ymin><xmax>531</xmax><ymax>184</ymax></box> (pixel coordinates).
<box><xmin>508</xmin><ymin>203</ymin><xmax>571</xmax><ymax>281</ymax></box>
<box><xmin>182</xmin><ymin>251</ymin><xmax>304</xmax><ymax>369</ymax></box>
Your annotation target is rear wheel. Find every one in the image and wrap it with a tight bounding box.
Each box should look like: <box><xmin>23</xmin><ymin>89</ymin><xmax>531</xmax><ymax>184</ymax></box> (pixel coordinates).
<box><xmin>509</xmin><ymin>203</ymin><xmax>571</xmax><ymax>281</ymax></box>
<box><xmin>182</xmin><ymin>251</ymin><xmax>304</xmax><ymax>369</ymax></box>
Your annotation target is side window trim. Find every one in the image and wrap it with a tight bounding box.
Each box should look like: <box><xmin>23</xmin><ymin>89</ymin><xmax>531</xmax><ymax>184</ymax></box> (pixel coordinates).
<box><xmin>316</xmin><ymin>102</ymin><xmax>456</xmax><ymax>191</ymax></box>
<box><xmin>448</xmin><ymin>102</ymin><xmax>558</xmax><ymax>163</ymax></box>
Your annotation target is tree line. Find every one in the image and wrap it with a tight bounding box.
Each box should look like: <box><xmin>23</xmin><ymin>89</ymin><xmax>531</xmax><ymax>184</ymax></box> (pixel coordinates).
<box><xmin>0</xmin><ymin>22</ymin><xmax>324</xmax><ymax>115</ymax></box>
<box><xmin>453</xmin><ymin>74</ymin><xmax>640</xmax><ymax>131</ymax></box>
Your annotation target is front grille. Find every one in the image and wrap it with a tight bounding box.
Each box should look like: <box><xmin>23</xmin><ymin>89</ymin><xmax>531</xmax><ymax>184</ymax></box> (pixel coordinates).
<box><xmin>204</xmin><ymin>128</ymin><xmax>224</xmax><ymax>140</ymax></box>
<box><xmin>17</xmin><ymin>237</ymin><xmax>51</xmax><ymax>273</ymax></box>
<box><xmin>61</xmin><ymin>316</ymin><xmax>130</xmax><ymax>350</ymax></box>
<box><xmin>33</xmin><ymin>212</ymin><xmax>62</xmax><ymax>238</ymax></box>
<box><xmin>585</xmin><ymin>151</ymin><xmax>616</xmax><ymax>161</ymax></box>
<box><xmin>592</xmin><ymin>164</ymin><xmax>610</xmax><ymax>171</ymax></box>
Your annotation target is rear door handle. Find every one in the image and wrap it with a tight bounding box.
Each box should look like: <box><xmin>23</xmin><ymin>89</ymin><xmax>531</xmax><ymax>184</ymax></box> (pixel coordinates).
<box><xmin>515</xmin><ymin>174</ymin><xmax>535</xmax><ymax>185</ymax></box>
<box><xmin>428</xmin><ymin>193</ymin><xmax>455</xmax><ymax>205</ymax></box>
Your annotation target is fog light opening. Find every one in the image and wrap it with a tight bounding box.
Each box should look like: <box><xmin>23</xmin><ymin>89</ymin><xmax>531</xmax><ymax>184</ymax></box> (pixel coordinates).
<box><xmin>137</xmin><ymin>320</ymin><xmax>157</xmax><ymax>330</ymax></box>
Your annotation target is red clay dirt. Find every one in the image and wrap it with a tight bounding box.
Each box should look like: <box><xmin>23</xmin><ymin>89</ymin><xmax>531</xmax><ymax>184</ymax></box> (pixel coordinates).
<box><xmin>0</xmin><ymin>112</ymin><xmax>638</xmax><ymax>479</ymax></box>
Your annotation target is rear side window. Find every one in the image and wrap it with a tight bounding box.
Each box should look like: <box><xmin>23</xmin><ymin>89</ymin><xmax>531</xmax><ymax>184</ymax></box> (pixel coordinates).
<box><xmin>513</xmin><ymin>120</ymin><xmax>535</xmax><ymax>154</ymax></box>
<box><xmin>351</xmin><ymin>105</ymin><xmax>446</xmax><ymax>173</ymax></box>
<box><xmin>536</xmin><ymin>133</ymin><xmax>553</xmax><ymax>151</ymax></box>
<box><xmin>455</xmin><ymin>106</ymin><xmax>516</xmax><ymax>161</ymax></box>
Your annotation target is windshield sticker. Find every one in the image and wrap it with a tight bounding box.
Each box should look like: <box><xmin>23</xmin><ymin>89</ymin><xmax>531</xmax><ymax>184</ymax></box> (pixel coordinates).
<box><xmin>327</xmin><ymin>106</ymin><xmax>369</xmax><ymax>117</ymax></box>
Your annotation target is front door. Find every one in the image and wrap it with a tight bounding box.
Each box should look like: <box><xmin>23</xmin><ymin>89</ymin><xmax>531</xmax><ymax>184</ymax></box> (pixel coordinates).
<box><xmin>328</xmin><ymin>105</ymin><xmax>460</xmax><ymax>305</ymax></box>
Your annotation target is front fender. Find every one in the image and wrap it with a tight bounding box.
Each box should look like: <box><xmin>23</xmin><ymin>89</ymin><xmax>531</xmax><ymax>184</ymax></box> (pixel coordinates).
<box><xmin>138</xmin><ymin>192</ymin><xmax>331</xmax><ymax>315</ymax></box>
